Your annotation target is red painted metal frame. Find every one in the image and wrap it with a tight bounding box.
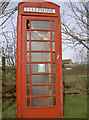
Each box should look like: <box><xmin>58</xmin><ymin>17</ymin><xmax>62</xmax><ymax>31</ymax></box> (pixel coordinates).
<box><xmin>17</xmin><ymin>1</ymin><xmax>63</xmax><ymax>118</ymax></box>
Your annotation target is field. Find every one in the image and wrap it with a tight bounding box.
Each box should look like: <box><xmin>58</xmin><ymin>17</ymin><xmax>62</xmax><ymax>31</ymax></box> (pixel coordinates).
<box><xmin>64</xmin><ymin>94</ymin><xmax>87</xmax><ymax>118</ymax></box>
<box><xmin>0</xmin><ymin>64</ymin><xmax>88</xmax><ymax>118</ymax></box>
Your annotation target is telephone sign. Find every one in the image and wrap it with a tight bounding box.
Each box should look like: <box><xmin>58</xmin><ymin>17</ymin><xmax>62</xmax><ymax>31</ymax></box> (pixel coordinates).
<box><xmin>38</xmin><ymin>64</ymin><xmax>45</xmax><ymax>72</ymax></box>
<box><xmin>24</xmin><ymin>7</ymin><xmax>56</xmax><ymax>13</ymax></box>
<box><xmin>17</xmin><ymin>0</ymin><xmax>63</xmax><ymax>118</ymax></box>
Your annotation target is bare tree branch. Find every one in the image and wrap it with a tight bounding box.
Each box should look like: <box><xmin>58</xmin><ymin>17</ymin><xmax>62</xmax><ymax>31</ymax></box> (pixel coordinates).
<box><xmin>61</xmin><ymin>1</ymin><xmax>89</xmax><ymax>50</ymax></box>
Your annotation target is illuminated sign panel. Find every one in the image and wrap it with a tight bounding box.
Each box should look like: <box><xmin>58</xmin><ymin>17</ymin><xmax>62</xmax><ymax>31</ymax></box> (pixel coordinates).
<box><xmin>24</xmin><ymin>7</ymin><xmax>56</xmax><ymax>13</ymax></box>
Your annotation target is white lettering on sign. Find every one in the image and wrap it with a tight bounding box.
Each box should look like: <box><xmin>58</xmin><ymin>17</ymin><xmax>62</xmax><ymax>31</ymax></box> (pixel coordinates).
<box><xmin>24</xmin><ymin>7</ymin><xmax>55</xmax><ymax>13</ymax></box>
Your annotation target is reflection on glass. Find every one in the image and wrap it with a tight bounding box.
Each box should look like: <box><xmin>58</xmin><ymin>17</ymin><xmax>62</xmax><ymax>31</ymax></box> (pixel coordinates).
<box><xmin>31</xmin><ymin>63</ymin><xmax>51</xmax><ymax>73</ymax></box>
<box><xmin>31</xmin><ymin>31</ymin><xmax>50</xmax><ymax>40</ymax></box>
<box><xmin>32</xmin><ymin>86</ymin><xmax>52</xmax><ymax>96</ymax></box>
<box><xmin>26</xmin><ymin>20</ymin><xmax>29</xmax><ymax>29</ymax></box>
<box><xmin>32</xmin><ymin>97</ymin><xmax>52</xmax><ymax>107</ymax></box>
<box><xmin>27</xmin><ymin>98</ymin><xmax>30</xmax><ymax>107</ymax></box>
<box><xmin>52</xmin><ymin>42</ymin><xmax>55</xmax><ymax>51</ymax></box>
<box><xmin>27</xmin><ymin>52</ymin><xmax>29</xmax><ymax>62</ymax></box>
<box><xmin>31</xmin><ymin>20</ymin><xmax>50</xmax><ymax>30</ymax></box>
<box><xmin>52</xmin><ymin>21</ymin><xmax>55</xmax><ymax>30</ymax></box>
<box><xmin>52</xmin><ymin>31</ymin><xmax>55</xmax><ymax>40</ymax></box>
<box><xmin>27</xmin><ymin>63</ymin><xmax>29</xmax><ymax>73</ymax></box>
<box><xmin>31</xmin><ymin>42</ymin><xmax>51</xmax><ymax>51</ymax></box>
<box><xmin>27</xmin><ymin>86</ymin><xmax>30</xmax><ymax>96</ymax></box>
<box><xmin>53</xmin><ymin>63</ymin><xmax>55</xmax><ymax>73</ymax></box>
<box><xmin>31</xmin><ymin>74</ymin><xmax>51</xmax><ymax>84</ymax></box>
<box><xmin>27</xmin><ymin>75</ymin><xmax>30</xmax><ymax>84</ymax></box>
<box><xmin>31</xmin><ymin>52</ymin><xmax>51</xmax><ymax>62</ymax></box>
<box><xmin>53</xmin><ymin>96</ymin><xmax>56</xmax><ymax>106</ymax></box>
<box><xmin>53</xmin><ymin>85</ymin><xmax>56</xmax><ymax>95</ymax></box>
<box><xmin>27</xmin><ymin>31</ymin><xmax>29</xmax><ymax>40</ymax></box>
<box><xmin>53</xmin><ymin>74</ymin><xmax>56</xmax><ymax>84</ymax></box>
<box><xmin>27</xmin><ymin>41</ymin><xmax>29</xmax><ymax>51</ymax></box>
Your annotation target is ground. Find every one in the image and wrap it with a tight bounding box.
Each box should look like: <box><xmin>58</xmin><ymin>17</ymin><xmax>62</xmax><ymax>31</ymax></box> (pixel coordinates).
<box><xmin>1</xmin><ymin>93</ymin><xmax>87</xmax><ymax>118</ymax></box>
<box><xmin>0</xmin><ymin>65</ymin><xmax>88</xmax><ymax>118</ymax></box>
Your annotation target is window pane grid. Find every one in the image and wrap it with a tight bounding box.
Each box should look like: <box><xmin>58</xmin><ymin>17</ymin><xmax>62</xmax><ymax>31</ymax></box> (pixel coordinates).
<box><xmin>26</xmin><ymin>19</ymin><xmax>56</xmax><ymax>108</ymax></box>
<box><xmin>31</xmin><ymin>84</ymin><xmax>56</xmax><ymax>86</ymax></box>
<box><xmin>31</xmin><ymin>20</ymin><xmax>50</xmax><ymax>30</ymax></box>
<box><xmin>27</xmin><ymin>97</ymin><xmax>30</xmax><ymax>107</ymax></box>
<box><xmin>26</xmin><ymin>95</ymin><xmax>56</xmax><ymax>98</ymax></box>
<box><xmin>31</xmin><ymin>52</ymin><xmax>51</xmax><ymax>62</ymax></box>
<box><xmin>31</xmin><ymin>31</ymin><xmax>50</xmax><ymax>40</ymax></box>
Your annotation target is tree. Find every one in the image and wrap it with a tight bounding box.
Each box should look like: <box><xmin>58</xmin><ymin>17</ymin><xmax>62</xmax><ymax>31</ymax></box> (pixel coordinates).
<box><xmin>0</xmin><ymin>1</ymin><xmax>88</xmax><ymax>50</ymax></box>
<box><xmin>72</xmin><ymin>47</ymin><xmax>87</xmax><ymax>64</ymax></box>
<box><xmin>0</xmin><ymin>1</ymin><xmax>89</xmax><ymax>66</ymax></box>
<box><xmin>1</xmin><ymin>20</ymin><xmax>17</xmax><ymax>66</ymax></box>
<box><xmin>61</xmin><ymin>1</ymin><xmax>89</xmax><ymax>50</ymax></box>
<box><xmin>0</xmin><ymin>1</ymin><xmax>18</xmax><ymax>27</ymax></box>
<box><xmin>0</xmin><ymin>1</ymin><xmax>18</xmax><ymax>66</ymax></box>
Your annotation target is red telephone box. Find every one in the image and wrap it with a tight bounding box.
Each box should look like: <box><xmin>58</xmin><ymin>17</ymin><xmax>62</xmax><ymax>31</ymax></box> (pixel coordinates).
<box><xmin>17</xmin><ymin>0</ymin><xmax>63</xmax><ymax>118</ymax></box>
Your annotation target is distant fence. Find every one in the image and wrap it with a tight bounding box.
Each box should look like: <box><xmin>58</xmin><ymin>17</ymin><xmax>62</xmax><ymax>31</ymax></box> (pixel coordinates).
<box><xmin>62</xmin><ymin>64</ymin><xmax>87</xmax><ymax>76</ymax></box>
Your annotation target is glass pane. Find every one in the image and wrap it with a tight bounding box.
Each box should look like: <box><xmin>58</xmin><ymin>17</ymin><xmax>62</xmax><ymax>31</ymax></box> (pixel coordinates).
<box><xmin>27</xmin><ymin>86</ymin><xmax>30</xmax><ymax>96</ymax></box>
<box><xmin>53</xmin><ymin>96</ymin><xmax>56</xmax><ymax>106</ymax></box>
<box><xmin>32</xmin><ymin>97</ymin><xmax>52</xmax><ymax>107</ymax></box>
<box><xmin>53</xmin><ymin>63</ymin><xmax>55</xmax><ymax>73</ymax></box>
<box><xmin>31</xmin><ymin>42</ymin><xmax>51</xmax><ymax>51</ymax></box>
<box><xmin>52</xmin><ymin>31</ymin><xmax>55</xmax><ymax>40</ymax></box>
<box><xmin>53</xmin><ymin>85</ymin><xmax>56</xmax><ymax>95</ymax></box>
<box><xmin>52</xmin><ymin>21</ymin><xmax>55</xmax><ymax>30</ymax></box>
<box><xmin>31</xmin><ymin>75</ymin><xmax>51</xmax><ymax>84</ymax></box>
<box><xmin>27</xmin><ymin>52</ymin><xmax>29</xmax><ymax>62</ymax></box>
<box><xmin>31</xmin><ymin>63</ymin><xmax>51</xmax><ymax>73</ymax></box>
<box><xmin>32</xmin><ymin>86</ymin><xmax>52</xmax><ymax>96</ymax></box>
<box><xmin>27</xmin><ymin>75</ymin><xmax>30</xmax><ymax>84</ymax></box>
<box><xmin>31</xmin><ymin>20</ymin><xmax>50</xmax><ymax>29</ymax></box>
<box><xmin>26</xmin><ymin>41</ymin><xmax>29</xmax><ymax>51</ymax></box>
<box><xmin>27</xmin><ymin>98</ymin><xmax>30</xmax><ymax>107</ymax></box>
<box><xmin>27</xmin><ymin>31</ymin><xmax>29</xmax><ymax>40</ymax></box>
<box><xmin>53</xmin><ymin>74</ymin><xmax>56</xmax><ymax>84</ymax></box>
<box><xmin>26</xmin><ymin>20</ymin><xmax>29</xmax><ymax>29</ymax></box>
<box><xmin>53</xmin><ymin>53</ymin><xmax>55</xmax><ymax>61</ymax></box>
<box><xmin>31</xmin><ymin>31</ymin><xmax>50</xmax><ymax>40</ymax></box>
<box><xmin>27</xmin><ymin>63</ymin><xmax>29</xmax><ymax>73</ymax></box>
<box><xmin>31</xmin><ymin>52</ymin><xmax>51</xmax><ymax>62</ymax></box>
<box><xmin>52</xmin><ymin>42</ymin><xmax>55</xmax><ymax>51</ymax></box>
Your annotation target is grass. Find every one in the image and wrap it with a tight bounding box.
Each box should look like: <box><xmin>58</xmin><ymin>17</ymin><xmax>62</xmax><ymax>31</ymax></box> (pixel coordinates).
<box><xmin>1</xmin><ymin>94</ymin><xmax>87</xmax><ymax>118</ymax></box>
<box><xmin>2</xmin><ymin>99</ymin><xmax>17</xmax><ymax>118</ymax></box>
<box><xmin>64</xmin><ymin>94</ymin><xmax>87</xmax><ymax>118</ymax></box>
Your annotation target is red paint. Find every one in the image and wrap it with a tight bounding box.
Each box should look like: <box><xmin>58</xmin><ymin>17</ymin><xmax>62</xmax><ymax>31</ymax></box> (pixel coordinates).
<box><xmin>17</xmin><ymin>1</ymin><xmax>63</xmax><ymax>118</ymax></box>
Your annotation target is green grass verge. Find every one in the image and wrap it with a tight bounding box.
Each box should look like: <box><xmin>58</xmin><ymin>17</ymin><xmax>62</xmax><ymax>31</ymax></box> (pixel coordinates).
<box><xmin>64</xmin><ymin>94</ymin><xmax>87</xmax><ymax>118</ymax></box>
<box><xmin>2</xmin><ymin>94</ymin><xmax>87</xmax><ymax>118</ymax></box>
<box><xmin>2</xmin><ymin>100</ymin><xmax>17</xmax><ymax>118</ymax></box>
